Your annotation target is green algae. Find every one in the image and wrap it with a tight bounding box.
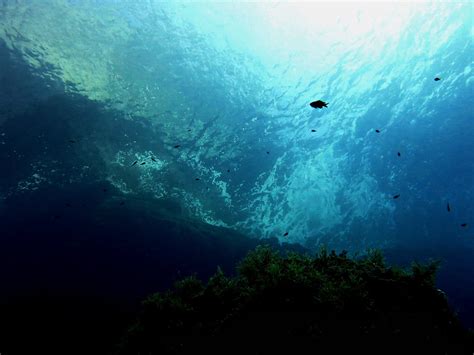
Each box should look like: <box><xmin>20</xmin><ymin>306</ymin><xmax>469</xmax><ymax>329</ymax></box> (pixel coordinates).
<box><xmin>119</xmin><ymin>245</ymin><xmax>473</xmax><ymax>354</ymax></box>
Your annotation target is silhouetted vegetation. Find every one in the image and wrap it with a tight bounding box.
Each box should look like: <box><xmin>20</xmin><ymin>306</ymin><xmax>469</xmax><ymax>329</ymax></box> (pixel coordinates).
<box><xmin>119</xmin><ymin>246</ymin><xmax>473</xmax><ymax>354</ymax></box>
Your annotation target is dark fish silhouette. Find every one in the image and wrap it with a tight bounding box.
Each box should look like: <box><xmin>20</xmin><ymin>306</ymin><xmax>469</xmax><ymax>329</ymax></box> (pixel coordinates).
<box><xmin>266</xmin><ymin>151</ymin><xmax>270</xmax><ymax>154</ymax></box>
<box><xmin>447</xmin><ymin>203</ymin><xmax>451</xmax><ymax>212</ymax></box>
<box><xmin>187</xmin><ymin>129</ymin><xmax>191</xmax><ymax>132</ymax></box>
<box><xmin>151</xmin><ymin>157</ymin><xmax>157</xmax><ymax>162</ymax></box>
<box><xmin>461</xmin><ymin>223</ymin><xmax>468</xmax><ymax>228</ymax></box>
<box><xmin>140</xmin><ymin>162</ymin><xmax>146</xmax><ymax>165</ymax></box>
<box><xmin>283</xmin><ymin>232</ymin><xmax>289</xmax><ymax>237</ymax></box>
<box><xmin>174</xmin><ymin>145</ymin><xmax>181</xmax><ymax>148</ymax></box>
<box><xmin>131</xmin><ymin>161</ymin><xmax>138</xmax><ymax>166</ymax></box>
<box><xmin>393</xmin><ymin>194</ymin><xmax>400</xmax><ymax>199</ymax></box>
<box><xmin>310</xmin><ymin>100</ymin><xmax>328</xmax><ymax>109</ymax></box>
<box><xmin>103</xmin><ymin>188</ymin><xmax>108</xmax><ymax>193</ymax></box>
<box><xmin>434</xmin><ymin>77</ymin><xmax>441</xmax><ymax>81</ymax></box>
<box><xmin>311</xmin><ymin>129</ymin><xmax>316</xmax><ymax>132</ymax></box>
<box><xmin>227</xmin><ymin>169</ymin><xmax>230</xmax><ymax>172</ymax></box>
<box><xmin>397</xmin><ymin>152</ymin><xmax>401</xmax><ymax>157</ymax></box>
<box><xmin>195</xmin><ymin>178</ymin><xmax>200</xmax><ymax>181</ymax></box>
<box><xmin>68</xmin><ymin>140</ymin><xmax>76</xmax><ymax>143</ymax></box>
<box><xmin>375</xmin><ymin>129</ymin><xmax>380</xmax><ymax>133</ymax></box>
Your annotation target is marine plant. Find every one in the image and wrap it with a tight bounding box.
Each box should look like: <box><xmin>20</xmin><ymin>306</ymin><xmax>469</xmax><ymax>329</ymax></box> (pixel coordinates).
<box><xmin>119</xmin><ymin>245</ymin><xmax>473</xmax><ymax>354</ymax></box>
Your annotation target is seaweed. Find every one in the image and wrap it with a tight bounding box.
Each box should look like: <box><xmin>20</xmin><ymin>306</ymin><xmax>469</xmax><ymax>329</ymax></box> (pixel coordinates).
<box><xmin>119</xmin><ymin>245</ymin><xmax>473</xmax><ymax>354</ymax></box>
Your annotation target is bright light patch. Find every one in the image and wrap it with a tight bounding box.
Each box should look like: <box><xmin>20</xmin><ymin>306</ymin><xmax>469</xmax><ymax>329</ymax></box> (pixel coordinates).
<box><xmin>248</xmin><ymin>3</ymin><xmax>416</xmax><ymax>67</ymax></box>
<box><xmin>178</xmin><ymin>2</ymin><xmax>421</xmax><ymax>74</ymax></box>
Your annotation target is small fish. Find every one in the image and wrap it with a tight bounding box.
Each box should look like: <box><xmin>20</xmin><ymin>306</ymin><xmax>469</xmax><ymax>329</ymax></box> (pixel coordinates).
<box><xmin>187</xmin><ymin>129</ymin><xmax>191</xmax><ymax>132</ymax></box>
<box><xmin>68</xmin><ymin>140</ymin><xmax>76</xmax><ymax>143</ymax></box>
<box><xmin>283</xmin><ymin>232</ymin><xmax>289</xmax><ymax>237</ymax></box>
<box><xmin>309</xmin><ymin>100</ymin><xmax>328</xmax><ymax>109</ymax></box>
<box><xmin>174</xmin><ymin>145</ymin><xmax>181</xmax><ymax>148</ymax></box>
<box><xmin>461</xmin><ymin>223</ymin><xmax>468</xmax><ymax>228</ymax></box>
<box><xmin>434</xmin><ymin>77</ymin><xmax>441</xmax><ymax>81</ymax></box>
<box><xmin>140</xmin><ymin>162</ymin><xmax>146</xmax><ymax>165</ymax></box>
<box><xmin>311</xmin><ymin>129</ymin><xmax>316</xmax><ymax>132</ymax></box>
<box><xmin>227</xmin><ymin>169</ymin><xmax>230</xmax><ymax>172</ymax></box>
<box><xmin>266</xmin><ymin>151</ymin><xmax>270</xmax><ymax>154</ymax></box>
<box><xmin>151</xmin><ymin>157</ymin><xmax>157</xmax><ymax>162</ymax></box>
<box><xmin>375</xmin><ymin>129</ymin><xmax>380</xmax><ymax>133</ymax></box>
<box><xmin>393</xmin><ymin>194</ymin><xmax>400</xmax><ymax>199</ymax></box>
<box><xmin>397</xmin><ymin>152</ymin><xmax>401</xmax><ymax>157</ymax></box>
<box><xmin>447</xmin><ymin>202</ymin><xmax>451</xmax><ymax>212</ymax></box>
<box><xmin>131</xmin><ymin>161</ymin><xmax>138</xmax><ymax>166</ymax></box>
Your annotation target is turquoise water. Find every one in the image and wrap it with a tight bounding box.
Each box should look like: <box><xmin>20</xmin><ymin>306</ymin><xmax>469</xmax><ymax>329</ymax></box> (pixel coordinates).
<box><xmin>1</xmin><ymin>1</ymin><xmax>472</xmax><ymax>251</ymax></box>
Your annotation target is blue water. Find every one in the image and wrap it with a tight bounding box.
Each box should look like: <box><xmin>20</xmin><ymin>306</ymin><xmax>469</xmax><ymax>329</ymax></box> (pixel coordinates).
<box><xmin>2</xmin><ymin>1</ymin><xmax>472</xmax><ymax>249</ymax></box>
<box><xmin>0</xmin><ymin>1</ymin><xmax>473</xmax><ymax>351</ymax></box>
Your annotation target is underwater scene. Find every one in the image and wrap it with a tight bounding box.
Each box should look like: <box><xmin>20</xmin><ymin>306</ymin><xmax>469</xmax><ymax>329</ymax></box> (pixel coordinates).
<box><xmin>0</xmin><ymin>1</ymin><xmax>473</xmax><ymax>354</ymax></box>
